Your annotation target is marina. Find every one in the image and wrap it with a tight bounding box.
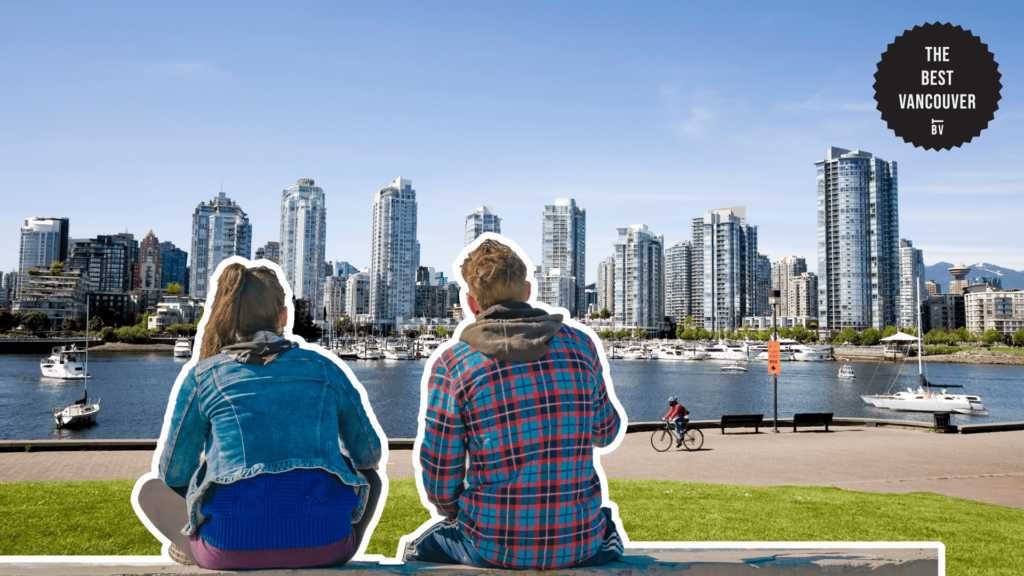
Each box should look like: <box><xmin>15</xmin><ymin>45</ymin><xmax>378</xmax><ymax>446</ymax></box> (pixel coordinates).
<box><xmin>2</xmin><ymin>350</ymin><xmax>1021</xmax><ymax>441</ymax></box>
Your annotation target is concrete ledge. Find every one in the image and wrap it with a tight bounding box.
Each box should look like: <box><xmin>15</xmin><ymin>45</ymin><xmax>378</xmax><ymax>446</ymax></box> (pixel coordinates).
<box><xmin>0</xmin><ymin>439</ymin><xmax>419</xmax><ymax>453</ymax></box>
<box><xmin>0</xmin><ymin>548</ymin><xmax>940</xmax><ymax>575</ymax></box>
<box><xmin>959</xmin><ymin>420</ymin><xmax>1024</xmax><ymax>434</ymax></box>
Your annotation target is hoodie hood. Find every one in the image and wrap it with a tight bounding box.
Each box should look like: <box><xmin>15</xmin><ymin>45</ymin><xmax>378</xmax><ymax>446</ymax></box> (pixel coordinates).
<box><xmin>459</xmin><ymin>301</ymin><xmax>563</xmax><ymax>362</ymax></box>
<box><xmin>219</xmin><ymin>331</ymin><xmax>298</xmax><ymax>366</ymax></box>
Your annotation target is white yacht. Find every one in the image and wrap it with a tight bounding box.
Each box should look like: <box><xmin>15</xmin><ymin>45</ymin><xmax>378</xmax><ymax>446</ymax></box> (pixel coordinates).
<box><xmin>839</xmin><ymin>363</ymin><xmax>855</xmax><ymax>380</ymax></box>
<box><xmin>40</xmin><ymin>345</ymin><xmax>90</xmax><ymax>379</ymax></box>
<box><xmin>384</xmin><ymin>341</ymin><xmax>414</xmax><ymax>360</ymax></box>
<box><xmin>173</xmin><ymin>338</ymin><xmax>192</xmax><ymax>358</ymax></box>
<box><xmin>654</xmin><ymin>346</ymin><xmax>691</xmax><ymax>361</ymax></box>
<box><xmin>356</xmin><ymin>340</ymin><xmax>382</xmax><ymax>360</ymax></box>
<box><xmin>702</xmin><ymin>340</ymin><xmax>749</xmax><ymax>361</ymax></box>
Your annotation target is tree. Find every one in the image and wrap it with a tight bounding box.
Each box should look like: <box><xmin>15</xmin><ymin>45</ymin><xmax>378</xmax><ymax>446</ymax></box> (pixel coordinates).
<box><xmin>598</xmin><ymin>329</ymin><xmax>614</xmax><ymax>339</ymax></box>
<box><xmin>833</xmin><ymin>327</ymin><xmax>860</xmax><ymax>345</ymax></box>
<box><xmin>901</xmin><ymin>327</ymin><xmax>918</xmax><ymax>337</ymax></box>
<box><xmin>435</xmin><ymin>325</ymin><xmax>450</xmax><ymax>338</ymax></box>
<box><xmin>600</xmin><ymin>308</ymin><xmax>611</xmax><ymax>320</ymax></box>
<box><xmin>860</xmin><ymin>327</ymin><xmax>882</xmax><ymax>346</ymax></box>
<box><xmin>0</xmin><ymin>308</ymin><xmax>14</xmax><ymax>333</ymax></box>
<box><xmin>881</xmin><ymin>326</ymin><xmax>897</xmax><ymax>339</ymax></box>
<box><xmin>635</xmin><ymin>329</ymin><xmax>648</xmax><ymax>339</ymax></box>
<box><xmin>50</xmin><ymin>261</ymin><xmax>65</xmax><ymax>275</ymax></box>
<box><xmin>924</xmin><ymin>328</ymin><xmax>949</xmax><ymax>346</ymax></box>
<box><xmin>23</xmin><ymin>312</ymin><xmax>51</xmax><ymax>332</ymax></box>
<box><xmin>62</xmin><ymin>318</ymin><xmax>78</xmax><ymax>332</ymax></box>
<box><xmin>88</xmin><ymin>315</ymin><xmax>104</xmax><ymax>332</ymax></box>
<box><xmin>613</xmin><ymin>329</ymin><xmax>630</xmax><ymax>339</ymax></box>
<box><xmin>950</xmin><ymin>327</ymin><xmax>973</xmax><ymax>345</ymax></box>
<box><xmin>1013</xmin><ymin>329</ymin><xmax>1024</xmax><ymax>348</ymax></box>
<box><xmin>166</xmin><ymin>283</ymin><xmax>182</xmax><ymax>294</ymax></box>
<box><xmin>981</xmin><ymin>329</ymin><xmax>1004</xmax><ymax>345</ymax></box>
<box><xmin>589</xmin><ymin>313</ymin><xmax>599</xmax><ymax>320</ymax></box>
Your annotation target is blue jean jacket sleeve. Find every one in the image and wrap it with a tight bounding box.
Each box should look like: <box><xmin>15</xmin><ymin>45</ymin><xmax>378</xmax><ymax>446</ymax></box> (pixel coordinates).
<box><xmin>158</xmin><ymin>369</ymin><xmax>209</xmax><ymax>486</ymax></box>
<box><xmin>328</xmin><ymin>362</ymin><xmax>382</xmax><ymax>471</ymax></box>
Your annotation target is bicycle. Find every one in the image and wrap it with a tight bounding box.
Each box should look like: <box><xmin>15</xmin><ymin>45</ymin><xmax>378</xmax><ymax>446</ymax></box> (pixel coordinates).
<box><xmin>651</xmin><ymin>419</ymin><xmax>703</xmax><ymax>452</ymax></box>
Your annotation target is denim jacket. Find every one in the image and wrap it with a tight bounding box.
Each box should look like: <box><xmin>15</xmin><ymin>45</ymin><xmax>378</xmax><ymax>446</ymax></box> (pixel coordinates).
<box><xmin>158</xmin><ymin>344</ymin><xmax>382</xmax><ymax>536</ymax></box>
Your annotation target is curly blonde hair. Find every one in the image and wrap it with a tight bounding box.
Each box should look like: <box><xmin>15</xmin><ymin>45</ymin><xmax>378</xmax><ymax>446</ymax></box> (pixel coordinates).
<box><xmin>461</xmin><ymin>239</ymin><xmax>528</xmax><ymax>312</ymax></box>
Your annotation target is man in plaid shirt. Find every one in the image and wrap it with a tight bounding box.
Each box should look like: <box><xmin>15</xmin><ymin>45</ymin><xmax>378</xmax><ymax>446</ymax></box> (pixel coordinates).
<box><xmin>405</xmin><ymin>238</ymin><xmax>624</xmax><ymax>569</ymax></box>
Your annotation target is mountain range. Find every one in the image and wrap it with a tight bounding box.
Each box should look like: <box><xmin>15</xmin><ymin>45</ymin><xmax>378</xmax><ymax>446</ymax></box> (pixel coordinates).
<box><xmin>924</xmin><ymin>262</ymin><xmax>1024</xmax><ymax>291</ymax></box>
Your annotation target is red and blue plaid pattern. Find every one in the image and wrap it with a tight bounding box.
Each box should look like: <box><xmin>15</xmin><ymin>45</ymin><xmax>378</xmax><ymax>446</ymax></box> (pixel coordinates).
<box><xmin>419</xmin><ymin>325</ymin><xmax>621</xmax><ymax>569</ymax></box>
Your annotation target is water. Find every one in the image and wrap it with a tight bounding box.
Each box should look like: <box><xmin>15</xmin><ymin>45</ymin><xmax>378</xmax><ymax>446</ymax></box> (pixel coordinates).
<box><xmin>2</xmin><ymin>352</ymin><xmax>1022</xmax><ymax>440</ymax></box>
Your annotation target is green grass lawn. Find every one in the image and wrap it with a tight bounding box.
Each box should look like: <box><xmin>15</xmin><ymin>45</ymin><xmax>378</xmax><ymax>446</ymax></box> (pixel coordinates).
<box><xmin>2</xmin><ymin>478</ymin><xmax>1022</xmax><ymax>576</ymax></box>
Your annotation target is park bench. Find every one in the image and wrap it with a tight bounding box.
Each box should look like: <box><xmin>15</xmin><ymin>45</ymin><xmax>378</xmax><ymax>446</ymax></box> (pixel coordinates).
<box><xmin>720</xmin><ymin>414</ymin><xmax>764</xmax><ymax>434</ymax></box>
<box><xmin>792</xmin><ymin>412</ymin><xmax>833</xmax><ymax>432</ymax></box>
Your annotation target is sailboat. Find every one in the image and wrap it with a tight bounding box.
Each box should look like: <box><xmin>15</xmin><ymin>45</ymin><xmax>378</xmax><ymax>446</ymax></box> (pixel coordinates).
<box><xmin>863</xmin><ymin>286</ymin><xmax>988</xmax><ymax>415</ymax></box>
<box><xmin>52</xmin><ymin>295</ymin><xmax>100</xmax><ymax>428</ymax></box>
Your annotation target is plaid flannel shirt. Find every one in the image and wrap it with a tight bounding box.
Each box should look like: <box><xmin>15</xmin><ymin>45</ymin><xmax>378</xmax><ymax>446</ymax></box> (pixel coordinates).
<box><xmin>419</xmin><ymin>324</ymin><xmax>621</xmax><ymax>569</ymax></box>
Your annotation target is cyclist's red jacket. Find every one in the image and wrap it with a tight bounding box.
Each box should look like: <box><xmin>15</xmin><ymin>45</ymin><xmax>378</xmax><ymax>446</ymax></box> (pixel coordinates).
<box><xmin>663</xmin><ymin>404</ymin><xmax>687</xmax><ymax>420</ymax></box>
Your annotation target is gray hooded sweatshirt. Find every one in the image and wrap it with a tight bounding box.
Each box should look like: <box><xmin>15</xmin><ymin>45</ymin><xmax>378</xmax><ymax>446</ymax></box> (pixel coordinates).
<box><xmin>459</xmin><ymin>301</ymin><xmax>564</xmax><ymax>362</ymax></box>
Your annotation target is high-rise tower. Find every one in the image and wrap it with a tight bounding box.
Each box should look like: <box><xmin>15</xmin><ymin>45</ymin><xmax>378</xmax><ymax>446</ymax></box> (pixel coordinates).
<box><xmin>540</xmin><ymin>198</ymin><xmax>586</xmax><ymax>317</ymax></box>
<box><xmin>370</xmin><ymin>177</ymin><xmax>418</xmax><ymax>327</ymax></box>
<box><xmin>190</xmin><ymin>192</ymin><xmax>252</xmax><ymax>300</ymax></box>
<box><xmin>815</xmin><ymin>147</ymin><xmax>899</xmax><ymax>330</ymax></box>
<box><xmin>464</xmin><ymin>206</ymin><xmax>501</xmax><ymax>246</ymax></box>
<box><xmin>280</xmin><ymin>179</ymin><xmax>327</xmax><ymax>319</ymax></box>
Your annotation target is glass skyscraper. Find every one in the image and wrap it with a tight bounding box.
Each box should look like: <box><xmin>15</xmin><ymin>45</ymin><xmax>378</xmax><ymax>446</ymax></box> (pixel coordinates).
<box><xmin>815</xmin><ymin>147</ymin><xmax>899</xmax><ymax>331</ymax></box>
<box><xmin>190</xmin><ymin>192</ymin><xmax>252</xmax><ymax>300</ymax></box>
<box><xmin>612</xmin><ymin>224</ymin><xmax>664</xmax><ymax>331</ymax></box>
<box><xmin>280</xmin><ymin>179</ymin><xmax>327</xmax><ymax>320</ymax></box>
<box><xmin>540</xmin><ymin>198</ymin><xmax>586</xmax><ymax>317</ymax></box>
<box><xmin>370</xmin><ymin>177</ymin><xmax>417</xmax><ymax>327</ymax></box>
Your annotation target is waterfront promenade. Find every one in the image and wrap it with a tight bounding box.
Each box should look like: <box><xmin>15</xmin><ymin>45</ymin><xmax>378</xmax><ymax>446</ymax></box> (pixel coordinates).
<box><xmin>2</xmin><ymin>426</ymin><xmax>1022</xmax><ymax>509</ymax></box>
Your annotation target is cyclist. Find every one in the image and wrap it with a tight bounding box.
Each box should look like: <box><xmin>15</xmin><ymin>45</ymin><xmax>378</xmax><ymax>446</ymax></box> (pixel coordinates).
<box><xmin>661</xmin><ymin>397</ymin><xmax>689</xmax><ymax>448</ymax></box>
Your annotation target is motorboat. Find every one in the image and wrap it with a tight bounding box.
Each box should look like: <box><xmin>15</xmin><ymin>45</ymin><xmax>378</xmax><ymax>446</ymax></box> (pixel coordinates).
<box><xmin>52</xmin><ymin>389</ymin><xmax>100</xmax><ymax>428</ymax></box>
<box><xmin>790</xmin><ymin>343</ymin><xmax>830</xmax><ymax>362</ymax></box>
<box><xmin>654</xmin><ymin>346</ymin><xmax>693</xmax><ymax>361</ymax></box>
<box><xmin>702</xmin><ymin>340</ymin><xmax>749</xmax><ymax>361</ymax></box>
<box><xmin>40</xmin><ymin>345</ymin><xmax>90</xmax><ymax>379</ymax></box>
<box><xmin>839</xmin><ymin>363</ymin><xmax>855</xmax><ymax>380</ymax></box>
<box><xmin>721</xmin><ymin>363</ymin><xmax>748</xmax><ymax>372</ymax></box>
<box><xmin>384</xmin><ymin>341</ymin><xmax>414</xmax><ymax>360</ymax></box>
<box><xmin>173</xmin><ymin>338</ymin><xmax>192</xmax><ymax>358</ymax></box>
<box><xmin>356</xmin><ymin>340</ymin><xmax>382</xmax><ymax>360</ymax></box>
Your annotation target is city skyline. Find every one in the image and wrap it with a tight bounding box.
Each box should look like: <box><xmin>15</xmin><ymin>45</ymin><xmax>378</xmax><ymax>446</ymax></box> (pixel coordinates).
<box><xmin>2</xmin><ymin>3</ymin><xmax>1023</xmax><ymax>280</ymax></box>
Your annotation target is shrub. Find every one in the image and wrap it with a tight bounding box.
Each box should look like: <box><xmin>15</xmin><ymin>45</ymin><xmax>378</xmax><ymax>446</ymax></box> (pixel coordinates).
<box><xmin>101</xmin><ymin>326</ymin><xmax>116</xmax><ymax>342</ymax></box>
<box><xmin>115</xmin><ymin>325</ymin><xmax>151</xmax><ymax>344</ymax></box>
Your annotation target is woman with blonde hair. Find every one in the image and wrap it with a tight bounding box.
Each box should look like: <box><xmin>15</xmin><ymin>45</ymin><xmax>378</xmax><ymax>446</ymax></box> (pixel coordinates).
<box><xmin>136</xmin><ymin>261</ymin><xmax>383</xmax><ymax>569</ymax></box>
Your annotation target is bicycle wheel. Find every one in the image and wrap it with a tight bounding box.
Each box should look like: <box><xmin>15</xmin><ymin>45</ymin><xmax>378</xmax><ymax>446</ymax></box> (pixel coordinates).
<box><xmin>650</xmin><ymin>428</ymin><xmax>674</xmax><ymax>452</ymax></box>
<box><xmin>680</xmin><ymin>428</ymin><xmax>704</xmax><ymax>451</ymax></box>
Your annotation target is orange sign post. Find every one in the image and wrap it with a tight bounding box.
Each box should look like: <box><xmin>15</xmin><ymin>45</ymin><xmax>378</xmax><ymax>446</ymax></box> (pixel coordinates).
<box><xmin>767</xmin><ymin>341</ymin><xmax>781</xmax><ymax>375</ymax></box>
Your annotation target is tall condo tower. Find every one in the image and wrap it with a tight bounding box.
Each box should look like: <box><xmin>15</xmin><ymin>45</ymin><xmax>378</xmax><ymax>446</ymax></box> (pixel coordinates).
<box><xmin>595</xmin><ymin>256</ymin><xmax>615</xmax><ymax>315</ymax></box>
<box><xmin>698</xmin><ymin>207</ymin><xmax>759</xmax><ymax>332</ymax></box>
<box><xmin>815</xmin><ymin>147</ymin><xmax>899</xmax><ymax>330</ymax></box>
<box><xmin>898</xmin><ymin>238</ymin><xmax>925</xmax><ymax>329</ymax></box>
<box><xmin>370</xmin><ymin>177</ymin><xmax>418</xmax><ymax>327</ymax></box>
<box><xmin>540</xmin><ymin>198</ymin><xmax>586</xmax><ymax>317</ymax></box>
<box><xmin>135</xmin><ymin>231</ymin><xmax>163</xmax><ymax>312</ymax></box>
<box><xmin>612</xmin><ymin>224</ymin><xmax>664</xmax><ymax>331</ymax></box>
<box><xmin>664</xmin><ymin>241</ymin><xmax>693</xmax><ymax>321</ymax></box>
<box><xmin>464</xmin><ymin>206</ymin><xmax>501</xmax><ymax>246</ymax></box>
<box><xmin>280</xmin><ymin>179</ymin><xmax>327</xmax><ymax>320</ymax></box>
<box><xmin>190</xmin><ymin>192</ymin><xmax>252</xmax><ymax>300</ymax></box>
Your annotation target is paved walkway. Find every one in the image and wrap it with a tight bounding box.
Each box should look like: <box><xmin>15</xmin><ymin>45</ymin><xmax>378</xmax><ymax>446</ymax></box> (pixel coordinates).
<box><xmin>3</xmin><ymin>427</ymin><xmax>1022</xmax><ymax>509</ymax></box>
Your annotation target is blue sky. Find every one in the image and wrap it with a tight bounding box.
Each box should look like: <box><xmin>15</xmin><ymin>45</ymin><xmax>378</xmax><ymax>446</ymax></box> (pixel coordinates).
<box><xmin>2</xmin><ymin>1</ymin><xmax>1022</xmax><ymax>281</ymax></box>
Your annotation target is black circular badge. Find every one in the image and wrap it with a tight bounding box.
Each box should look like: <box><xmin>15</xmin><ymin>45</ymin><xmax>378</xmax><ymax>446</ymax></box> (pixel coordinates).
<box><xmin>874</xmin><ymin>23</ymin><xmax>1001</xmax><ymax>151</ymax></box>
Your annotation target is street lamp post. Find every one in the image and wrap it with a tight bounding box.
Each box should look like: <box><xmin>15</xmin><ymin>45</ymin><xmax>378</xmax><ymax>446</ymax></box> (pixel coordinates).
<box><xmin>769</xmin><ymin>290</ymin><xmax>781</xmax><ymax>434</ymax></box>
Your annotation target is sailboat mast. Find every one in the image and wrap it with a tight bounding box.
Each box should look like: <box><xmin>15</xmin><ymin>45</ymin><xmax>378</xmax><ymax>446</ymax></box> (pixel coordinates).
<box><xmin>84</xmin><ymin>294</ymin><xmax>89</xmax><ymax>391</ymax></box>
<box><xmin>916</xmin><ymin>283</ymin><xmax>923</xmax><ymax>382</ymax></box>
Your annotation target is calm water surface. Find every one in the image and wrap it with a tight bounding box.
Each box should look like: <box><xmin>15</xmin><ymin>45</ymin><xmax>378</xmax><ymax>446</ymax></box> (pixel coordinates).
<box><xmin>1</xmin><ymin>351</ymin><xmax>1021</xmax><ymax>440</ymax></box>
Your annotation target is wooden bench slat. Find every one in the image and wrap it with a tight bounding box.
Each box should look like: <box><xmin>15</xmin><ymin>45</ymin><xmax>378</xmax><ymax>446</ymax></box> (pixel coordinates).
<box><xmin>720</xmin><ymin>414</ymin><xmax>764</xmax><ymax>434</ymax></box>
